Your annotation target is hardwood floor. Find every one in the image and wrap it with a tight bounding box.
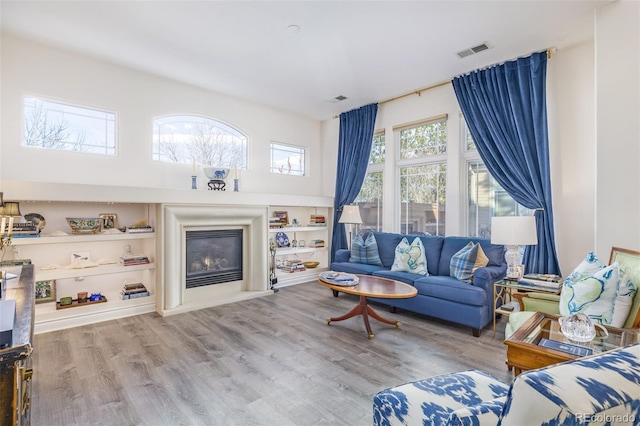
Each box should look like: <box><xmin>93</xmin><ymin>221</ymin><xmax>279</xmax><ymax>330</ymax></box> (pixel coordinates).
<box><xmin>32</xmin><ymin>281</ymin><xmax>513</xmax><ymax>425</ymax></box>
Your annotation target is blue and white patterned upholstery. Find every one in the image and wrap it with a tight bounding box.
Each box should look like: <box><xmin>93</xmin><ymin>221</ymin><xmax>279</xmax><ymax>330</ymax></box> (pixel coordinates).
<box><xmin>373</xmin><ymin>370</ymin><xmax>509</xmax><ymax>425</ymax></box>
<box><xmin>373</xmin><ymin>343</ymin><xmax>640</xmax><ymax>426</ymax></box>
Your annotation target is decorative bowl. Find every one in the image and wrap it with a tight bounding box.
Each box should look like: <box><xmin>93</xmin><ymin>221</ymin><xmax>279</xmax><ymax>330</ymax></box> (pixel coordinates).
<box><xmin>303</xmin><ymin>261</ymin><xmax>320</xmax><ymax>268</ymax></box>
<box><xmin>65</xmin><ymin>217</ymin><xmax>102</xmax><ymax>234</ymax></box>
<box><xmin>203</xmin><ymin>167</ymin><xmax>230</xmax><ymax>180</ymax></box>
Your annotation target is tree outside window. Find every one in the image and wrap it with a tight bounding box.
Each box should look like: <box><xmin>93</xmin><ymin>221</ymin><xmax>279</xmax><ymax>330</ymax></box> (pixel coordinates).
<box><xmin>153</xmin><ymin>115</ymin><xmax>247</xmax><ymax>169</ymax></box>
<box><xmin>355</xmin><ymin>132</ymin><xmax>385</xmax><ymax>232</ymax></box>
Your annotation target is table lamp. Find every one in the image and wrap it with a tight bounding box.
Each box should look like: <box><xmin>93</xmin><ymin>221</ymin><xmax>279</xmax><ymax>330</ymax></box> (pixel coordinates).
<box><xmin>339</xmin><ymin>205</ymin><xmax>362</xmax><ymax>250</ymax></box>
<box><xmin>491</xmin><ymin>216</ymin><xmax>537</xmax><ymax>279</ymax></box>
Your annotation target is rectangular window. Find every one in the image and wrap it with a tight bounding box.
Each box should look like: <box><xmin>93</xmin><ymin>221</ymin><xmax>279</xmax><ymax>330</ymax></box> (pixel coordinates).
<box><xmin>370</xmin><ymin>132</ymin><xmax>385</xmax><ymax>164</ymax></box>
<box><xmin>23</xmin><ymin>96</ymin><xmax>116</xmax><ymax>155</ymax></box>
<box><xmin>270</xmin><ymin>142</ymin><xmax>305</xmax><ymax>176</ymax></box>
<box><xmin>355</xmin><ymin>171</ymin><xmax>383</xmax><ymax>232</ymax></box>
<box><xmin>400</xmin><ymin>163</ymin><xmax>446</xmax><ymax>236</ymax></box>
<box><xmin>399</xmin><ymin>117</ymin><xmax>447</xmax><ymax>160</ymax></box>
<box><xmin>467</xmin><ymin>162</ymin><xmax>532</xmax><ymax>239</ymax></box>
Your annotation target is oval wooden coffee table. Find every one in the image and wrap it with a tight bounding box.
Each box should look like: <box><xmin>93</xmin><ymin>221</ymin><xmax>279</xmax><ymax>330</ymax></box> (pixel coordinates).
<box><xmin>318</xmin><ymin>274</ymin><xmax>417</xmax><ymax>338</ymax></box>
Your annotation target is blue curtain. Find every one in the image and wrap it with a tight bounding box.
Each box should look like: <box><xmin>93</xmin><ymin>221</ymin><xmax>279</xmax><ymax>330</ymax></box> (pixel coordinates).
<box><xmin>452</xmin><ymin>51</ymin><xmax>560</xmax><ymax>275</ymax></box>
<box><xmin>331</xmin><ymin>103</ymin><xmax>378</xmax><ymax>262</ymax></box>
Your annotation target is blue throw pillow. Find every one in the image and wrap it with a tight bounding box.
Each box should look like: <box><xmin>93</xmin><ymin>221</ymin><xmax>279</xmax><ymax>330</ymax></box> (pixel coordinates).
<box><xmin>390</xmin><ymin>237</ymin><xmax>428</xmax><ymax>275</ymax></box>
<box><xmin>349</xmin><ymin>233</ymin><xmax>383</xmax><ymax>266</ymax></box>
<box><xmin>450</xmin><ymin>242</ymin><xmax>488</xmax><ymax>283</ymax></box>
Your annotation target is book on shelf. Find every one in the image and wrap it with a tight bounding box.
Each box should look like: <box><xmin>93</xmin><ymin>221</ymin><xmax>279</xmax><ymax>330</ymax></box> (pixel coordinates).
<box><xmin>523</xmin><ymin>273</ymin><xmax>562</xmax><ymax>283</ymax></box>
<box><xmin>126</xmin><ymin>226</ymin><xmax>153</xmax><ymax>233</ymax></box>
<box><xmin>121</xmin><ymin>290</ymin><xmax>150</xmax><ymax>300</ymax></box>
<box><xmin>518</xmin><ymin>278</ymin><xmax>562</xmax><ymax>290</ymax></box>
<box><xmin>309</xmin><ymin>239</ymin><xmax>325</xmax><ymax>248</ymax></box>
<box><xmin>120</xmin><ymin>255</ymin><xmax>150</xmax><ymax>266</ymax></box>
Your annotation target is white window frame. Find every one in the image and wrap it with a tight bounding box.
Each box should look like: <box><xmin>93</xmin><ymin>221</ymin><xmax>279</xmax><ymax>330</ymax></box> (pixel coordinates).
<box><xmin>395</xmin><ymin>116</ymin><xmax>448</xmax><ymax>236</ymax></box>
<box><xmin>22</xmin><ymin>95</ymin><xmax>117</xmax><ymax>156</ymax></box>
<box><xmin>152</xmin><ymin>114</ymin><xmax>248</xmax><ymax>169</ymax></box>
<box><xmin>269</xmin><ymin>141</ymin><xmax>306</xmax><ymax>176</ymax></box>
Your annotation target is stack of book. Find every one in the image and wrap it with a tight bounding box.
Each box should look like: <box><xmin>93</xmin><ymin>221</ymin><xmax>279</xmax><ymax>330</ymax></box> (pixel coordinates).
<box><xmin>280</xmin><ymin>259</ymin><xmax>306</xmax><ymax>273</ymax></box>
<box><xmin>120</xmin><ymin>254</ymin><xmax>150</xmax><ymax>266</ymax></box>
<box><xmin>518</xmin><ymin>273</ymin><xmax>563</xmax><ymax>290</ymax></box>
<box><xmin>309</xmin><ymin>239</ymin><xmax>325</xmax><ymax>248</ymax></box>
<box><xmin>269</xmin><ymin>217</ymin><xmax>284</xmax><ymax>228</ymax></box>
<box><xmin>120</xmin><ymin>282</ymin><xmax>150</xmax><ymax>300</ymax></box>
<box><xmin>9</xmin><ymin>222</ymin><xmax>40</xmax><ymax>238</ymax></box>
<box><xmin>308</xmin><ymin>215</ymin><xmax>326</xmax><ymax>227</ymax></box>
<box><xmin>126</xmin><ymin>225</ymin><xmax>153</xmax><ymax>234</ymax></box>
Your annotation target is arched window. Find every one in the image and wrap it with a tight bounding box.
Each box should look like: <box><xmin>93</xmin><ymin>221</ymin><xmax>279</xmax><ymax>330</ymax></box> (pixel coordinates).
<box><xmin>152</xmin><ymin>115</ymin><xmax>247</xmax><ymax>168</ymax></box>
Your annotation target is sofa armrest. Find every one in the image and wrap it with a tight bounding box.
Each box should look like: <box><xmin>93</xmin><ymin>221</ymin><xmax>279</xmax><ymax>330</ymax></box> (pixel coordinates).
<box><xmin>447</xmin><ymin>398</ymin><xmax>506</xmax><ymax>426</ymax></box>
<box><xmin>473</xmin><ymin>265</ymin><xmax>507</xmax><ymax>304</ymax></box>
<box><xmin>334</xmin><ymin>249</ymin><xmax>351</xmax><ymax>263</ymax></box>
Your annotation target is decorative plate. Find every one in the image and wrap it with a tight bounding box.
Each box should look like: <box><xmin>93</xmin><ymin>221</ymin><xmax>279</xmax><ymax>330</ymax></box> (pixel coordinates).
<box><xmin>275</xmin><ymin>232</ymin><xmax>290</xmax><ymax>247</ymax></box>
<box><xmin>24</xmin><ymin>213</ymin><xmax>46</xmax><ymax>232</ymax></box>
<box><xmin>319</xmin><ymin>271</ymin><xmax>359</xmax><ymax>286</ymax></box>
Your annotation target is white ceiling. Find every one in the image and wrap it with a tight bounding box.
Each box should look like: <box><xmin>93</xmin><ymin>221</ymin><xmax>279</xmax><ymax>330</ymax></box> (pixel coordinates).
<box><xmin>1</xmin><ymin>0</ymin><xmax>609</xmax><ymax>121</ymax></box>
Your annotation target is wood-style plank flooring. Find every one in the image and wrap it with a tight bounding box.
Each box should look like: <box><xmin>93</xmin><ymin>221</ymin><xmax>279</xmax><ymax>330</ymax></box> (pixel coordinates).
<box><xmin>32</xmin><ymin>281</ymin><xmax>513</xmax><ymax>425</ymax></box>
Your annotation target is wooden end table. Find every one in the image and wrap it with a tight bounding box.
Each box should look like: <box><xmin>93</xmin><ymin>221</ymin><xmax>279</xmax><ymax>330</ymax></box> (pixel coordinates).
<box><xmin>318</xmin><ymin>274</ymin><xmax>417</xmax><ymax>339</ymax></box>
<box><xmin>504</xmin><ymin>311</ymin><xmax>640</xmax><ymax>375</ymax></box>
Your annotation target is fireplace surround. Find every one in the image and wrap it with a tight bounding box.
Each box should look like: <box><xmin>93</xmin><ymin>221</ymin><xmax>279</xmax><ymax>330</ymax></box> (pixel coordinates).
<box><xmin>159</xmin><ymin>204</ymin><xmax>271</xmax><ymax>316</ymax></box>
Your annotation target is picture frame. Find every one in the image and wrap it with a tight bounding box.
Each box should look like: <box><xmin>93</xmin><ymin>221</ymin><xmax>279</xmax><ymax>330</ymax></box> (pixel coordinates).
<box><xmin>99</xmin><ymin>213</ymin><xmax>118</xmax><ymax>230</ymax></box>
<box><xmin>273</xmin><ymin>211</ymin><xmax>289</xmax><ymax>225</ymax></box>
<box><xmin>35</xmin><ymin>280</ymin><xmax>56</xmax><ymax>304</ymax></box>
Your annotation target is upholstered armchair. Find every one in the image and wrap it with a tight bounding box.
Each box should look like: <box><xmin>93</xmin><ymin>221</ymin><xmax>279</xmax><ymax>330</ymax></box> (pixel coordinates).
<box><xmin>373</xmin><ymin>343</ymin><xmax>640</xmax><ymax>425</ymax></box>
<box><xmin>505</xmin><ymin>247</ymin><xmax>640</xmax><ymax>338</ymax></box>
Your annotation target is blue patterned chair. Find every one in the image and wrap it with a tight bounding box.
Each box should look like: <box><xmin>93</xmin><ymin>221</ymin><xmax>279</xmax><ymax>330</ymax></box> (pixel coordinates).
<box><xmin>373</xmin><ymin>343</ymin><xmax>640</xmax><ymax>425</ymax></box>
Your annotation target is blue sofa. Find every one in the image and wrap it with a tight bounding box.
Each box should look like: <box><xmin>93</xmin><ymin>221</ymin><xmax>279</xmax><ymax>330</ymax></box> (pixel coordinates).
<box><xmin>330</xmin><ymin>232</ymin><xmax>507</xmax><ymax>337</ymax></box>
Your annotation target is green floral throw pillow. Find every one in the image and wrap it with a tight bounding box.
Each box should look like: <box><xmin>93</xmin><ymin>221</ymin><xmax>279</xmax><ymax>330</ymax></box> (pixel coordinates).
<box><xmin>390</xmin><ymin>237</ymin><xmax>428</xmax><ymax>275</ymax></box>
<box><xmin>559</xmin><ymin>262</ymin><xmax>621</xmax><ymax>325</ymax></box>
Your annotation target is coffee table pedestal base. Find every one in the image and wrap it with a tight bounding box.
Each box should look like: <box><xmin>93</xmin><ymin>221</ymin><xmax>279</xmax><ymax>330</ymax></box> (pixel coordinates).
<box><xmin>327</xmin><ymin>295</ymin><xmax>400</xmax><ymax>339</ymax></box>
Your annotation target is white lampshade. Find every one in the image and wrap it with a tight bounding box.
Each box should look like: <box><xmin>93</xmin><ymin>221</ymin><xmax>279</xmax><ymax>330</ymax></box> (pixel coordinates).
<box><xmin>338</xmin><ymin>205</ymin><xmax>362</xmax><ymax>225</ymax></box>
<box><xmin>490</xmin><ymin>216</ymin><xmax>537</xmax><ymax>246</ymax></box>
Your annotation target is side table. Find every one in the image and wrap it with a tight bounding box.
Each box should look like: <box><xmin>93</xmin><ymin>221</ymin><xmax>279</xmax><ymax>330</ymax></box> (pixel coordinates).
<box><xmin>493</xmin><ymin>279</ymin><xmax>561</xmax><ymax>337</ymax></box>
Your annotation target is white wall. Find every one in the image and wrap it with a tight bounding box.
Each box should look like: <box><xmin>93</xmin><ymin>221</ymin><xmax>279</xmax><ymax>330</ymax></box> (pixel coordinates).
<box><xmin>547</xmin><ymin>41</ymin><xmax>597</xmax><ymax>274</ymax></box>
<box><xmin>0</xmin><ymin>34</ymin><xmax>324</xmax><ymax>197</ymax></box>
<box><xmin>594</xmin><ymin>1</ymin><xmax>640</xmax><ymax>257</ymax></box>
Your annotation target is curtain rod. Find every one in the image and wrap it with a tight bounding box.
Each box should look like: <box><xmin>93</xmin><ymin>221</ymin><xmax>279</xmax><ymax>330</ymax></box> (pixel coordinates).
<box><xmin>332</xmin><ymin>48</ymin><xmax>555</xmax><ymax>120</ymax></box>
<box><xmin>332</xmin><ymin>80</ymin><xmax>450</xmax><ymax>119</ymax></box>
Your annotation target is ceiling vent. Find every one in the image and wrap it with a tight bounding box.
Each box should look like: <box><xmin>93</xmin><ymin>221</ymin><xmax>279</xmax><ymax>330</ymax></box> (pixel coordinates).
<box><xmin>327</xmin><ymin>95</ymin><xmax>348</xmax><ymax>103</ymax></box>
<box><xmin>457</xmin><ymin>43</ymin><xmax>490</xmax><ymax>59</ymax></box>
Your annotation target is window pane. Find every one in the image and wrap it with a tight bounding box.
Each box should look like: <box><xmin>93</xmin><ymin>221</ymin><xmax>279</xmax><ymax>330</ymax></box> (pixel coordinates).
<box><xmin>400</xmin><ymin>163</ymin><xmax>446</xmax><ymax>235</ymax></box>
<box><xmin>270</xmin><ymin>142</ymin><xmax>305</xmax><ymax>176</ymax></box>
<box><xmin>153</xmin><ymin>115</ymin><xmax>247</xmax><ymax>168</ymax></box>
<box><xmin>355</xmin><ymin>171</ymin><xmax>383</xmax><ymax>232</ymax></box>
<box><xmin>370</xmin><ymin>132</ymin><xmax>385</xmax><ymax>164</ymax></box>
<box><xmin>23</xmin><ymin>97</ymin><xmax>116</xmax><ymax>155</ymax></box>
<box><xmin>400</xmin><ymin>119</ymin><xmax>447</xmax><ymax>160</ymax></box>
<box><xmin>467</xmin><ymin>161</ymin><xmax>531</xmax><ymax>238</ymax></box>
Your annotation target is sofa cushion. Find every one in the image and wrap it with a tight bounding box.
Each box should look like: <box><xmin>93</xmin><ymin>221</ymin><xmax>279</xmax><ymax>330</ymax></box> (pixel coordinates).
<box><xmin>414</xmin><ymin>275</ymin><xmax>487</xmax><ymax>306</ymax></box>
<box><xmin>439</xmin><ymin>237</ymin><xmax>503</xmax><ymax>277</ymax></box>
<box><xmin>450</xmin><ymin>242</ymin><xmax>489</xmax><ymax>283</ymax></box>
<box><xmin>371</xmin><ymin>232</ymin><xmax>405</xmax><ymax>268</ymax></box>
<box><xmin>372</xmin><ymin>269</ymin><xmax>422</xmax><ymax>286</ymax></box>
<box><xmin>559</xmin><ymin>262</ymin><xmax>621</xmax><ymax>325</ymax></box>
<box><xmin>349</xmin><ymin>233</ymin><xmax>383</xmax><ymax>266</ymax></box>
<box><xmin>329</xmin><ymin>261</ymin><xmax>382</xmax><ymax>275</ymax></box>
<box><xmin>391</xmin><ymin>237</ymin><xmax>428</xmax><ymax>275</ymax></box>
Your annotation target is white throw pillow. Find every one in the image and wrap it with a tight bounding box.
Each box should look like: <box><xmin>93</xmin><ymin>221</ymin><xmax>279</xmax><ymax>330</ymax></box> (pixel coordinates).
<box><xmin>611</xmin><ymin>268</ymin><xmax>638</xmax><ymax>327</ymax></box>
<box><xmin>559</xmin><ymin>252</ymin><xmax>606</xmax><ymax>316</ymax></box>
<box><xmin>391</xmin><ymin>237</ymin><xmax>428</xmax><ymax>275</ymax></box>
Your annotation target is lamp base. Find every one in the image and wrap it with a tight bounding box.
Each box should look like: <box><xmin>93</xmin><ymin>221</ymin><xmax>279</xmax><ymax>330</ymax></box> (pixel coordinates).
<box><xmin>505</xmin><ymin>245</ymin><xmax>524</xmax><ymax>279</ymax></box>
